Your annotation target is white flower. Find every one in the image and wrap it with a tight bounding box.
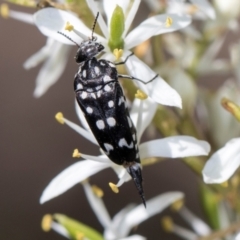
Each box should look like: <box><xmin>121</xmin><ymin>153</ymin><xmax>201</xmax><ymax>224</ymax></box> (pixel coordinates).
<box><xmin>40</xmin><ymin>97</ymin><xmax>210</xmax><ymax>204</ymax></box>
<box><xmin>213</xmin><ymin>0</ymin><xmax>240</xmax><ymax>20</ymax></box>
<box><xmin>33</xmin><ymin>0</ymin><xmax>193</xmax><ymax>108</ymax></box>
<box><xmin>44</xmin><ymin>180</ymin><xmax>185</xmax><ymax>239</ymax></box>
<box><xmin>83</xmin><ymin>181</ymin><xmax>184</xmax><ymax>240</ymax></box>
<box><xmin>0</xmin><ymin>4</ymin><xmax>72</xmax><ymax>97</ymax></box>
<box><xmin>162</xmin><ymin>205</ymin><xmax>211</xmax><ymax>240</ymax></box>
<box><xmin>24</xmin><ymin>38</ymin><xmax>71</xmax><ymax>97</ymax></box>
<box><xmin>167</xmin><ymin>0</ymin><xmax>215</xmax><ymax>20</ymax></box>
<box><xmin>202</xmin><ymin>138</ymin><xmax>240</xmax><ymax>184</ymax></box>
<box><xmin>200</xmin><ymin>80</ymin><xmax>240</xmax><ymax>148</ymax></box>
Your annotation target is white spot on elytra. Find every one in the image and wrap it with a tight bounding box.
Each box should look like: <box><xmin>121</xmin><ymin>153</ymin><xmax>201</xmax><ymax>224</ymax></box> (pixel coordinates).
<box><xmin>94</xmin><ymin>66</ymin><xmax>100</xmax><ymax>75</ymax></box>
<box><xmin>82</xmin><ymin>70</ymin><xmax>86</xmax><ymax>78</ymax></box>
<box><xmin>108</xmin><ymin>100</ymin><xmax>114</xmax><ymax>108</ymax></box>
<box><xmin>107</xmin><ymin>117</ymin><xmax>116</xmax><ymax>127</ymax></box>
<box><xmin>91</xmin><ymin>93</ymin><xmax>96</xmax><ymax>99</ymax></box>
<box><xmin>97</xmin><ymin>91</ymin><xmax>101</xmax><ymax>98</ymax></box>
<box><xmin>87</xmin><ymin>88</ymin><xmax>93</xmax><ymax>92</ymax></box>
<box><xmin>104</xmin><ymin>85</ymin><xmax>111</xmax><ymax>92</ymax></box>
<box><xmin>76</xmin><ymin>83</ymin><xmax>83</xmax><ymax>90</ymax></box>
<box><xmin>100</xmin><ymin>61</ymin><xmax>106</xmax><ymax>66</ymax></box>
<box><xmin>104</xmin><ymin>143</ymin><xmax>114</xmax><ymax>155</ymax></box>
<box><xmin>136</xmin><ymin>153</ymin><xmax>139</xmax><ymax>159</ymax></box>
<box><xmin>96</xmin><ymin>86</ymin><xmax>101</xmax><ymax>91</ymax></box>
<box><xmin>118</xmin><ymin>96</ymin><xmax>124</xmax><ymax>106</ymax></box>
<box><xmin>118</xmin><ymin>138</ymin><xmax>134</xmax><ymax>148</ymax></box>
<box><xmin>103</xmin><ymin>75</ymin><xmax>112</xmax><ymax>83</ymax></box>
<box><xmin>86</xmin><ymin>107</ymin><xmax>93</xmax><ymax>114</ymax></box>
<box><xmin>96</xmin><ymin>120</ymin><xmax>105</xmax><ymax>130</ymax></box>
<box><xmin>132</xmin><ymin>134</ymin><xmax>136</xmax><ymax>141</ymax></box>
<box><xmin>81</xmin><ymin>91</ymin><xmax>87</xmax><ymax>99</ymax></box>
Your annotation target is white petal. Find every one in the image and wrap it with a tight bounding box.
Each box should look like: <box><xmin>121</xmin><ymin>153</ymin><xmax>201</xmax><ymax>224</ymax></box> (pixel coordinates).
<box><xmin>86</xmin><ymin>0</ymin><xmax>109</xmax><ymax>39</ymax></box>
<box><xmin>82</xmin><ymin>181</ymin><xmax>112</xmax><ymax>228</ymax></box>
<box><xmin>116</xmin><ymin>170</ymin><xmax>132</xmax><ymax>187</ymax></box>
<box><xmin>189</xmin><ymin>0</ymin><xmax>216</xmax><ymax>19</ymax></box>
<box><xmin>117</xmin><ymin>192</ymin><xmax>184</xmax><ymax>237</ymax></box>
<box><xmin>9</xmin><ymin>10</ymin><xmax>34</xmax><ymax>24</ymax></box>
<box><xmin>104</xmin><ymin>204</ymin><xmax>136</xmax><ymax>239</ymax></box>
<box><xmin>33</xmin><ymin>42</ymin><xmax>71</xmax><ymax>97</ymax></box>
<box><xmin>51</xmin><ymin>222</ymin><xmax>70</xmax><ymax>238</ymax></box>
<box><xmin>139</xmin><ymin>136</ymin><xmax>210</xmax><ymax>159</ymax></box>
<box><xmin>122</xmin><ymin>0</ymin><xmax>141</xmax><ymax>38</ymax></box>
<box><xmin>63</xmin><ymin>117</ymin><xmax>98</xmax><ymax>145</ymax></box>
<box><xmin>125</xmin><ymin>13</ymin><xmax>191</xmax><ymax>49</ymax></box>
<box><xmin>81</xmin><ymin>153</ymin><xmax>110</xmax><ymax>164</ymax></box>
<box><xmin>124</xmin><ymin>54</ymin><xmax>182</xmax><ymax>108</ymax></box>
<box><xmin>179</xmin><ymin>207</ymin><xmax>211</xmax><ymax>235</ymax></box>
<box><xmin>130</xmin><ymin>98</ymin><xmax>157</xmax><ymax>140</ymax></box>
<box><xmin>75</xmin><ymin>100</ymin><xmax>91</xmax><ymax>131</ymax></box>
<box><xmin>202</xmin><ymin>138</ymin><xmax>240</xmax><ymax>184</ymax></box>
<box><xmin>23</xmin><ymin>38</ymin><xmax>54</xmax><ymax>69</ymax></box>
<box><xmin>40</xmin><ymin>160</ymin><xmax>110</xmax><ymax>203</ymax></box>
<box><xmin>34</xmin><ymin>8</ymin><xmax>89</xmax><ymax>44</ymax></box>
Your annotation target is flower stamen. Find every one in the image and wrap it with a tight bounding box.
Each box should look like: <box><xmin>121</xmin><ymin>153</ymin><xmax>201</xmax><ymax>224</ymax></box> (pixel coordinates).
<box><xmin>171</xmin><ymin>199</ymin><xmax>184</xmax><ymax>212</ymax></box>
<box><xmin>55</xmin><ymin>112</ymin><xmax>65</xmax><ymax>124</ymax></box>
<box><xmin>113</xmin><ymin>48</ymin><xmax>123</xmax><ymax>60</ymax></box>
<box><xmin>65</xmin><ymin>21</ymin><xmax>74</xmax><ymax>31</ymax></box>
<box><xmin>165</xmin><ymin>17</ymin><xmax>173</xmax><ymax>27</ymax></box>
<box><xmin>91</xmin><ymin>184</ymin><xmax>104</xmax><ymax>198</ymax></box>
<box><xmin>41</xmin><ymin>214</ymin><xmax>53</xmax><ymax>232</ymax></box>
<box><xmin>135</xmin><ymin>89</ymin><xmax>148</xmax><ymax>100</ymax></box>
<box><xmin>0</xmin><ymin>4</ymin><xmax>9</xmax><ymax>18</ymax></box>
<box><xmin>162</xmin><ymin>216</ymin><xmax>174</xmax><ymax>232</ymax></box>
<box><xmin>75</xmin><ymin>232</ymin><xmax>85</xmax><ymax>240</ymax></box>
<box><xmin>109</xmin><ymin>182</ymin><xmax>119</xmax><ymax>193</ymax></box>
<box><xmin>72</xmin><ymin>149</ymin><xmax>81</xmax><ymax>158</ymax></box>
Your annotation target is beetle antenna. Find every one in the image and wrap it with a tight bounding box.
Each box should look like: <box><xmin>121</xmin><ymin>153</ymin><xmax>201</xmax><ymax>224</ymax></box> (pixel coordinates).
<box><xmin>91</xmin><ymin>12</ymin><xmax>99</xmax><ymax>40</ymax></box>
<box><xmin>57</xmin><ymin>31</ymin><xmax>80</xmax><ymax>47</ymax></box>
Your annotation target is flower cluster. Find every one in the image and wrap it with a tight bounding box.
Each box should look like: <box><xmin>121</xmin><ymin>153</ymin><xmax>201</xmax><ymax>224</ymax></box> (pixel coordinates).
<box><xmin>3</xmin><ymin>0</ymin><xmax>240</xmax><ymax>239</ymax></box>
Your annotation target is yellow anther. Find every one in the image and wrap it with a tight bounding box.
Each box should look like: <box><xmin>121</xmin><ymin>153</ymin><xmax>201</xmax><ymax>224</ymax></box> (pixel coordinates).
<box><xmin>135</xmin><ymin>89</ymin><xmax>148</xmax><ymax>100</ymax></box>
<box><xmin>165</xmin><ymin>17</ymin><xmax>173</xmax><ymax>27</ymax></box>
<box><xmin>55</xmin><ymin>112</ymin><xmax>65</xmax><ymax>124</ymax></box>
<box><xmin>109</xmin><ymin>182</ymin><xmax>119</xmax><ymax>193</ymax></box>
<box><xmin>141</xmin><ymin>157</ymin><xmax>159</xmax><ymax>166</ymax></box>
<box><xmin>65</xmin><ymin>22</ymin><xmax>74</xmax><ymax>31</ymax></box>
<box><xmin>170</xmin><ymin>199</ymin><xmax>184</xmax><ymax>212</ymax></box>
<box><xmin>113</xmin><ymin>48</ymin><xmax>123</xmax><ymax>60</ymax></box>
<box><xmin>91</xmin><ymin>185</ymin><xmax>104</xmax><ymax>198</ymax></box>
<box><xmin>75</xmin><ymin>232</ymin><xmax>85</xmax><ymax>240</ymax></box>
<box><xmin>187</xmin><ymin>5</ymin><xmax>198</xmax><ymax>15</ymax></box>
<box><xmin>221</xmin><ymin>181</ymin><xmax>228</xmax><ymax>188</ymax></box>
<box><xmin>0</xmin><ymin>4</ymin><xmax>9</xmax><ymax>18</ymax></box>
<box><xmin>72</xmin><ymin>149</ymin><xmax>81</xmax><ymax>158</ymax></box>
<box><xmin>41</xmin><ymin>214</ymin><xmax>52</xmax><ymax>232</ymax></box>
<box><xmin>221</xmin><ymin>97</ymin><xmax>240</xmax><ymax>122</ymax></box>
<box><xmin>161</xmin><ymin>216</ymin><xmax>174</xmax><ymax>232</ymax></box>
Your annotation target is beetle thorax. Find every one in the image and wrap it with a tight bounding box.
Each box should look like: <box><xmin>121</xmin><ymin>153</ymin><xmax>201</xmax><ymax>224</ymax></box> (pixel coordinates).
<box><xmin>75</xmin><ymin>39</ymin><xmax>104</xmax><ymax>64</ymax></box>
